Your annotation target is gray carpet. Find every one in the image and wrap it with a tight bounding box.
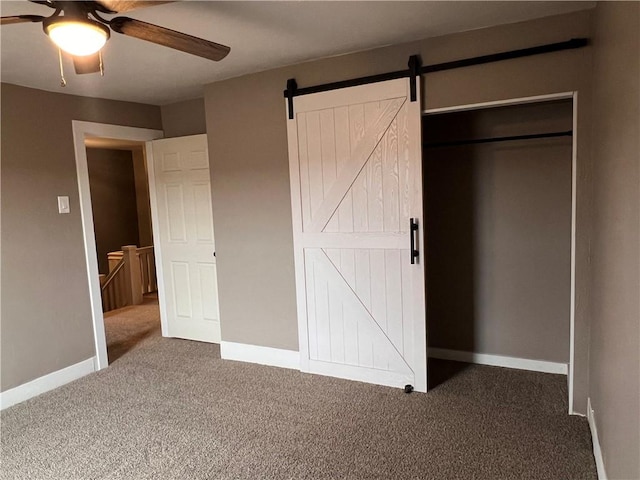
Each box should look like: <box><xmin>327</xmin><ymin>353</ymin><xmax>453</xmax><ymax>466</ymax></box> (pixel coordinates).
<box><xmin>103</xmin><ymin>293</ymin><xmax>160</xmax><ymax>364</ymax></box>
<box><xmin>1</xmin><ymin>302</ymin><xmax>596</xmax><ymax>479</ymax></box>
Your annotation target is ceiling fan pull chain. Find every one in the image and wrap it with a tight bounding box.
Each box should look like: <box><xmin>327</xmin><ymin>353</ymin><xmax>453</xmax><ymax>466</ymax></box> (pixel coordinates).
<box><xmin>57</xmin><ymin>48</ymin><xmax>66</xmax><ymax>87</ymax></box>
<box><xmin>99</xmin><ymin>50</ymin><xmax>104</xmax><ymax>76</ymax></box>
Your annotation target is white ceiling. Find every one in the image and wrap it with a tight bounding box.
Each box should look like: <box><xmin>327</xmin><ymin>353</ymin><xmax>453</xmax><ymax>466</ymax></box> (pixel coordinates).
<box><xmin>0</xmin><ymin>1</ymin><xmax>594</xmax><ymax>105</ymax></box>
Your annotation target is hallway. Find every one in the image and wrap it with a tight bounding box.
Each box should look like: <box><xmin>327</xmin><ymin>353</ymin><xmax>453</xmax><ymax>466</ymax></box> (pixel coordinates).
<box><xmin>103</xmin><ymin>293</ymin><xmax>161</xmax><ymax>363</ymax></box>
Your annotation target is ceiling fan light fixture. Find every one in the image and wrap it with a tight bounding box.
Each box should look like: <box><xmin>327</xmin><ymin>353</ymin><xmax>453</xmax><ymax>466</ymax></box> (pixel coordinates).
<box><xmin>43</xmin><ymin>18</ymin><xmax>110</xmax><ymax>56</ymax></box>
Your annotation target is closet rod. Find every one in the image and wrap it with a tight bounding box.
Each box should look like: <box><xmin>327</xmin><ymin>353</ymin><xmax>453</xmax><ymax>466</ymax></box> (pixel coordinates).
<box><xmin>423</xmin><ymin>130</ymin><xmax>572</xmax><ymax>149</ymax></box>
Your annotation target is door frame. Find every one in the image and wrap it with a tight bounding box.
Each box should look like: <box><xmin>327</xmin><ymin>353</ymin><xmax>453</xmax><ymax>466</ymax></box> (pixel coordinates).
<box><xmin>422</xmin><ymin>91</ymin><xmax>578</xmax><ymax>413</ymax></box>
<box><xmin>72</xmin><ymin>121</ymin><xmax>163</xmax><ymax>370</ymax></box>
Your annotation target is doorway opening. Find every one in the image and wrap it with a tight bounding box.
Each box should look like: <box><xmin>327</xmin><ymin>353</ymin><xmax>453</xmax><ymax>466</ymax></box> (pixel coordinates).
<box><xmin>72</xmin><ymin>121</ymin><xmax>164</xmax><ymax>370</ymax></box>
<box><xmin>84</xmin><ymin>138</ymin><xmax>160</xmax><ymax>363</ymax></box>
<box><xmin>422</xmin><ymin>94</ymin><xmax>577</xmax><ymax>408</ymax></box>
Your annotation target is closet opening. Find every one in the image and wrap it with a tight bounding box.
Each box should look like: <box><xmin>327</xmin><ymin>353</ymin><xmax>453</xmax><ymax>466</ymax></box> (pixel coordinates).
<box><xmin>423</xmin><ymin>97</ymin><xmax>575</xmax><ymax>397</ymax></box>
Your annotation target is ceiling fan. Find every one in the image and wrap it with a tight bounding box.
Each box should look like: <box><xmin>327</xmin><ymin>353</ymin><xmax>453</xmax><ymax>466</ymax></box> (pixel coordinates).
<box><xmin>1</xmin><ymin>0</ymin><xmax>230</xmax><ymax>76</ymax></box>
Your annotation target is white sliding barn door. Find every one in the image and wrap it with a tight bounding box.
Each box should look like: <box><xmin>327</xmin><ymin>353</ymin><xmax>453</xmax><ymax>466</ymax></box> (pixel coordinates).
<box><xmin>286</xmin><ymin>78</ymin><xmax>427</xmax><ymax>391</ymax></box>
<box><xmin>150</xmin><ymin>134</ymin><xmax>221</xmax><ymax>343</ymax></box>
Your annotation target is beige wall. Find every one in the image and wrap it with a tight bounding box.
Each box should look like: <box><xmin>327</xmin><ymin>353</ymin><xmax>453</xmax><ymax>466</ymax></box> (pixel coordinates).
<box><xmin>425</xmin><ymin>101</ymin><xmax>573</xmax><ymax>362</ymax></box>
<box><xmin>204</xmin><ymin>10</ymin><xmax>594</xmax><ymax>411</ymax></box>
<box><xmin>87</xmin><ymin>148</ymin><xmax>140</xmax><ymax>275</ymax></box>
<box><xmin>160</xmin><ymin>98</ymin><xmax>207</xmax><ymax>138</ymax></box>
<box><xmin>589</xmin><ymin>2</ymin><xmax>640</xmax><ymax>479</ymax></box>
<box><xmin>0</xmin><ymin>84</ymin><xmax>162</xmax><ymax>391</ymax></box>
<box><xmin>132</xmin><ymin>148</ymin><xmax>153</xmax><ymax>248</ymax></box>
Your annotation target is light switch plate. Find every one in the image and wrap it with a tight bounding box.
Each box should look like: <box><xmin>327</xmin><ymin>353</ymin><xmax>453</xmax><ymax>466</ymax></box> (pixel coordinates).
<box><xmin>57</xmin><ymin>196</ymin><xmax>70</xmax><ymax>214</ymax></box>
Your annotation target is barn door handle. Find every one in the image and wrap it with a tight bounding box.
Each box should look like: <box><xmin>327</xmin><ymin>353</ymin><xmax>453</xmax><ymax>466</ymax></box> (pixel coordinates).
<box><xmin>410</xmin><ymin>218</ymin><xmax>419</xmax><ymax>264</ymax></box>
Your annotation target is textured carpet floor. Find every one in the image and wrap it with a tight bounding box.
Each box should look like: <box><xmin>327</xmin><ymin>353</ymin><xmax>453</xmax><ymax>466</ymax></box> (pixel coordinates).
<box><xmin>1</xmin><ymin>302</ymin><xmax>596</xmax><ymax>479</ymax></box>
<box><xmin>103</xmin><ymin>294</ymin><xmax>161</xmax><ymax>364</ymax></box>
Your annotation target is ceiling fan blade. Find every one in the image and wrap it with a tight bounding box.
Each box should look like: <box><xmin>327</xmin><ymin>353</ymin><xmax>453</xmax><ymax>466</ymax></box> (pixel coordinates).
<box><xmin>110</xmin><ymin>17</ymin><xmax>230</xmax><ymax>61</ymax></box>
<box><xmin>1</xmin><ymin>15</ymin><xmax>45</xmax><ymax>25</ymax></box>
<box><xmin>73</xmin><ymin>54</ymin><xmax>102</xmax><ymax>74</ymax></box>
<box><xmin>95</xmin><ymin>0</ymin><xmax>174</xmax><ymax>13</ymax></box>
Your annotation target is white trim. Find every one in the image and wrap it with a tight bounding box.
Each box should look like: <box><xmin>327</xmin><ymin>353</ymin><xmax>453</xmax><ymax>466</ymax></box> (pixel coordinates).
<box><xmin>422</xmin><ymin>91</ymin><xmax>574</xmax><ymax>115</ymax></box>
<box><xmin>0</xmin><ymin>358</ymin><xmax>95</xmax><ymax>410</ymax></box>
<box><xmin>72</xmin><ymin>121</ymin><xmax>164</xmax><ymax>370</ymax></box>
<box><xmin>587</xmin><ymin>398</ymin><xmax>608</xmax><ymax>480</ymax></box>
<box><xmin>568</xmin><ymin>92</ymin><xmax>578</xmax><ymax>414</ymax></box>
<box><xmin>220</xmin><ymin>341</ymin><xmax>300</xmax><ymax>370</ymax></box>
<box><xmin>144</xmin><ymin>141</ymin><xmax>170</xmax><ymax>337</ymax></box>
<box><xmin>428</xmin><ymin>348</ymin><xmax>568</xmax><ymax>375</ymax></box>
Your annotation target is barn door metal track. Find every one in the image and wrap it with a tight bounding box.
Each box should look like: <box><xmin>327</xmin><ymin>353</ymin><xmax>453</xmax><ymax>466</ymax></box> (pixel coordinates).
<box><xmin>284</xmin><ymin>38</ymin><xmax>588</xmax><ymax>119</ymax></box>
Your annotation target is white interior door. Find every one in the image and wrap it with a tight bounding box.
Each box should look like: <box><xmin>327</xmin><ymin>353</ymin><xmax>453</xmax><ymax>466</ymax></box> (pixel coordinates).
<box><xmin>150</xmin><ymin>134</ymin><xmax>221</xmax><ymax>343</ymax></box>
<box><xmin>286</xmin><ymin>78</ymin><xmax>427</xmax><ymax>391</ymax></box>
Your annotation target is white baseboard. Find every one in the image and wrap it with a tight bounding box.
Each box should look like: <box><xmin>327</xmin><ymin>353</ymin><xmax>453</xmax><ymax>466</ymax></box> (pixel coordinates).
<box><xmin>428</xmin><ymin>348</ymin><xmax>568</xmax><ymax>375</ymax></box>
<box><xmin>220</xmin><ymin>341</ymin><xmax>299</xmax><ymax>370</ymax></box>
<box><xmin>0</xmin><ymin>357</ymin><xmax>96</xmax><ymax>410</ymax></box>
<box><xmin>587</xmin><ymin>398</ymin><xmax>608</xmax><ymax>480</ymax></box>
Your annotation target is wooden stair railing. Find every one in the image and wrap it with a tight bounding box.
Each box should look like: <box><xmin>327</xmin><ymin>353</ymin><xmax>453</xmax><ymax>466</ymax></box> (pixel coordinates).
<box><xmin>137</xmin><ymin>246</ymin><xmax>157</xmax><ymax>295</ymax></box>
<box><xmin>101</xmin><ymin>245</ymin><xmax>157</xmax><ymax>313</ymax></box>
<box><xmin>101</xmin><ymin>256</ymin><xmax>127</xmax><ymax>312</ymax></box>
